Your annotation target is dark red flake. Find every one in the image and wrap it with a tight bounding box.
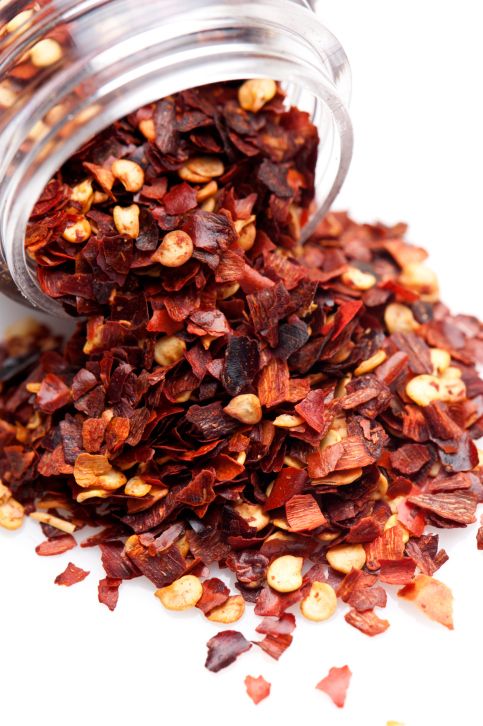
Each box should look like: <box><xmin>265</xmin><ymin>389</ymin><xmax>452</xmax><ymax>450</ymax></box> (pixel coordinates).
<box><xmin>163</xmin><ymin>182</ymin><xmax>198</xmax><ymax>215</ymax></box>
<box><xmin>254</xmin><ymin>613</ymin><xmax>296</xmax><ymax>660</ymax></box>
<box><xmin>405</xmin><ymin>534</ymin><xmax>448</xmax><ymax>576</ymax></box>
<box><xmin>205</xmin><ymin>630</ymin><xmax>252</xmax><ymax>673</ymax></box>
<box><xmin>390</xmin><ymin>444</ymin><xmax>431</xmax><ymax>475</ymax></box>
<box><xmin>407</xmin><ymin>491</ymin><xmax>477</xmax><ymax>525</ymax></box>
<box><xmin>221</xmin><ymin>336</ymin><xmax>260</xmax><ymax>396</ymax></box>
<box><xmin>98</xmin><ymin>577</ymin><xmax>122</xmax><ymax>611</ymax></box>
<box><xmin>37</xmin><ymin>374</ymin><xmax>71</xmax><ymax>413</ymax></box>
<box><xmin>196</xmin><ymin>577</ymin><xmax>230</xmax><ymax>615</ymax></box>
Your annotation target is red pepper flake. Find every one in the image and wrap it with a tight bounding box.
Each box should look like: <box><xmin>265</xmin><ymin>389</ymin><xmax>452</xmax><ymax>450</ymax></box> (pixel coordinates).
<box><xmin>257</xmin><ymin>359</ymin><xmax>289</xmax><ymax>408</ymax></box>
<box><xmin>254</xmin><ymin>613</ymin><xmax>296</xmax><ymax>660</ymax></box>
<box><xmin>98</xmin><ymin>577</ymin><xmax>122</xmax><ymax>611</ymax></box>
<box><xmin>405</xmin><ymin>534</ymin><xmax>448</xmax><ymax>576</ymax></box>
<box><xmin>54</xmin><ymin>562</ymin><xmax>89</xmax><ymax>586</ymax></box>
<box><xmin>294</xmin><ymin>389</ymin><xmax>330</xmax><ymax>433</ymax></box>
<box><xmin>344</xmin><ymin>608</ymin><xmax>390</xmax><ymax>636</ymax></box>
<box><xmin>37</xmin><ymin>373</ymin><xmax>71</xmax><ymax>413</ymax></box>
<box><xmin>264</xmin><ymin>468</ymin><xmax>308</xmax><ymax>511</ymax></box>
<box><xmin>316</xmin><ymin>665</ymin><xmax>352</xmax><ymax>708</ymax></box>
<box><xmin>285</xmin><ymin>493</ymin><xmax>327</xmax><ymax>531</ymax></box>
<box><xmin>35</xmin><ymin>534</ymin><xmax>77</xmax><ymax>557</ymax></box>
<box><xmin>331</xmin><ymin>301</ymin><xmax>363</xmax><ymax>341</ymax></box>
<box><xmin>196</xmin><ymin>577</ymin><xmax>230</xmax><ymax>615</ymax></box>
<box><xmin>398</xmin><ymin>575</ymin><xmax>454</xmax><ymax>629</ymax></box>
<box><xmin>390</xmin><ymin>443</ymin><xmax>431</xmax><ymax>475</ymax></box>
<box><xmin>378</xmin><ymin>558</ymin><xmax>417</xmax><ymax>585</ymax></box>
<box><xmin>244</xmin><ymin>675</ymin><xmax>271</xmax><ymax>705</ymax></box>
<box><xmin>205</xmin><ymin>630</ymin><xmax>252</xmax><ymax>673</ymax></box>
<box><xmin>407</xmin><ymin>491</ymin><xmax>477</xmax><ymax>526</ymax></box>
<box><xmin>365</xmin><ymin>526</ymin><xmax>406</xmax><ymax>571</ymax></box>
<box><xmin>308</xmin><ymin>437</ymin><xmax>375</xmax><ymax>478</ymax></box>
<box><xmin>396</xmin><ymin>500</ymin><xmax>426</xmax><ymax>536</ymax></box>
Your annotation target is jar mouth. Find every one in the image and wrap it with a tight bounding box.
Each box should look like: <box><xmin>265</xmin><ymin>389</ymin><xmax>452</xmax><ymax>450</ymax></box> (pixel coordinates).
<box><xmin>0</xmin><ymin>0</ymin><xmax>352</xmax><ymax>315</ymax></box>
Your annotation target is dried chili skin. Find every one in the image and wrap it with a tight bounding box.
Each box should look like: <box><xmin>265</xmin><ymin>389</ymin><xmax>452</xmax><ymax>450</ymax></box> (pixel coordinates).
<box><xmin>0</xmin><ymin>80</ymin><xmax>481</xmax><ymax>670</ymax></box>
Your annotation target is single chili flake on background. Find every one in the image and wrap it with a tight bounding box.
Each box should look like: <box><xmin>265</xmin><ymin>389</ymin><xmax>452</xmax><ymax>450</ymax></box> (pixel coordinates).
<box><xmin>244</xmin><ymin>675</ymin><xmax>271</xmax><ymax>705</ymax></box>
<box><xmin>205</xmin><ymin>630</ymin><xmax>252</xmax><ymax>673</ymax></box>
<box><xmin>344</xmin><ymin>608</ymin><xmax>390</xmax><ymax>636</ymax></box>
<box><xmin>316</xmin><ymin>665</ymin><xmax>352</xmax><ymax>708</ymax></box>
<box><xmin>54</xmin><ymin>562</ymin><xmax>89</xmax><ymax>586</ymax></box>
<box><xmin>35</xmin><ymin>534</ymin><xmax>77</xmax><ymax>556</ymax></box>
<box><xmin>98</xmin><ymin>577</ymin><xmax>122</xmax><ymax>611</ymax></box>
<box><xmin>398</xmin><ymin>574</ymin><xmax>454</xmax><ymax>629</ymax></box>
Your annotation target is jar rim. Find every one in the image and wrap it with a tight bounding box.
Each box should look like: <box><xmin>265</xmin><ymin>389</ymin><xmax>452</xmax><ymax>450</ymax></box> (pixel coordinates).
<box><xmin>0</xmin><ymin>0</ymin><xmax>352</xmax><ymax>313</ymax></box>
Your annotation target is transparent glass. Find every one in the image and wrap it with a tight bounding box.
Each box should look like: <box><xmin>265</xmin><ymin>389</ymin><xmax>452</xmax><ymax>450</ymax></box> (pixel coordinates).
<box><xmin>0</xmin><ymin>0</ymin><xmax>352</xmax><ymax>314</ymax></box>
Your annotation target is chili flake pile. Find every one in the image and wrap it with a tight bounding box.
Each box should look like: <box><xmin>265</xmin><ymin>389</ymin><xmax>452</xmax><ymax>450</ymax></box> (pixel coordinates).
<box><xmin>1</xmin><ymin>80</ymin><xmax>482</xmax><ymax>681</ymax></box>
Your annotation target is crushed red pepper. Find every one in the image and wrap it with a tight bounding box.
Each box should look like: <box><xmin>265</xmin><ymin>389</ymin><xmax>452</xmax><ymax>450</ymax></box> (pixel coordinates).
<box><xmin>316</xmin><ymin>665</ymin><xmax>352</xmax><ymax>708</ymax></box>
<box><xmin>54</xmin><ymin>561</ymin><xmax>89</xmax><ymax>586</ymax></box>
<box><xmin>244</xmin><ymin>675</ymin><xmax>271</xmax><ymax>705</ymax></box>
<box><xmin>0</xmin><ymin>79</ymin><xmax>482</xmax><ymax>682</ymax></box>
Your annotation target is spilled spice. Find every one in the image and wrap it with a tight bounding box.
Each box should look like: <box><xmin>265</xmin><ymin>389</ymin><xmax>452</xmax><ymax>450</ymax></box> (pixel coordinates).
<box><xmin>0</xmin><ymin>78</ymin><xmax>482</xmax><ymax>690</ymax></box>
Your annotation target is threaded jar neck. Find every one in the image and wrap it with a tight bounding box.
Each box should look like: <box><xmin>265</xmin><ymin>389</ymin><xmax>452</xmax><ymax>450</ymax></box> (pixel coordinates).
<box><xmin>0</xmin><ymin>0</ymin><xmax>352</xmax><ymax>313</ymax></box>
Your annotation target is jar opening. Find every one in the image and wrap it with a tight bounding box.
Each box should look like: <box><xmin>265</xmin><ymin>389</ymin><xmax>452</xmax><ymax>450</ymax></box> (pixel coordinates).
<box><xmin>0</xmin><ymin>0</ymin><xmax>352</xmax><ymax>313</ymax></box>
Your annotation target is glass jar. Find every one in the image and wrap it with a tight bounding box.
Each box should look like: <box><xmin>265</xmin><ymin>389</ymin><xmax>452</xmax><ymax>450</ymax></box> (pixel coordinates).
<box><xmin>0</xmin><ymin>0</ymin><xmax>352</xmax><ymax>314</ymax></box>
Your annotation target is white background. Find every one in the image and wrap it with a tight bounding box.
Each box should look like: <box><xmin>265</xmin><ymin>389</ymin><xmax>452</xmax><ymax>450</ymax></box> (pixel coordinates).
<box><xmin>1</xmin><ymin>2</ymin><xmax>483</xmax><ymax>725</ymax></box>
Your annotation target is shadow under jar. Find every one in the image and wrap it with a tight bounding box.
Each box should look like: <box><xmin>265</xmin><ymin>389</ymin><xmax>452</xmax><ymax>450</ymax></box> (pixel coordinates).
<box><xmin>0</xmin><ymin>0</ymin><xmax>352</xmax><ymax>314</ymax></box>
